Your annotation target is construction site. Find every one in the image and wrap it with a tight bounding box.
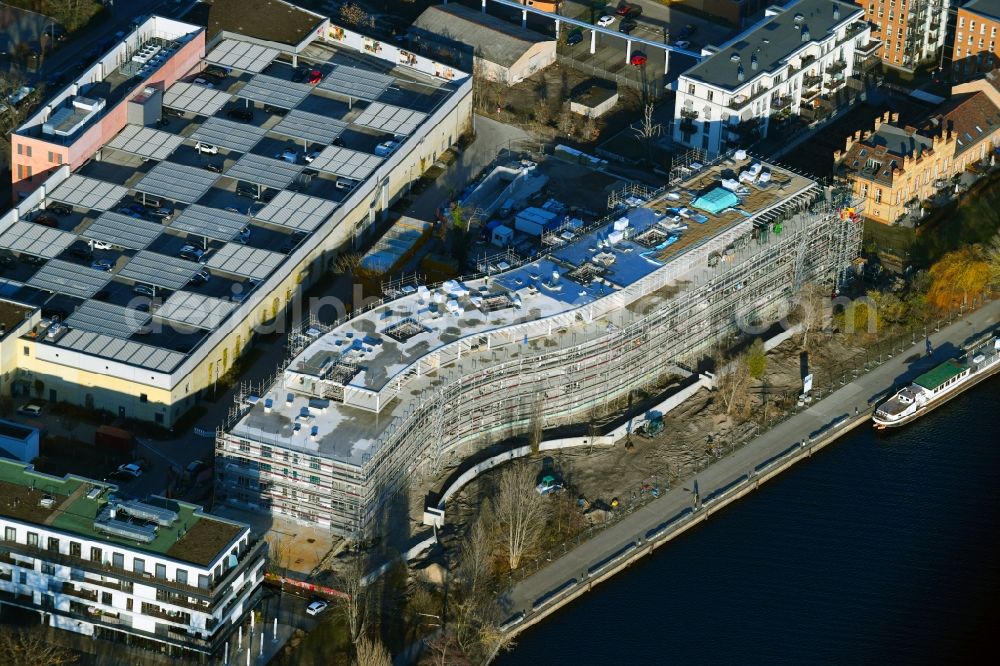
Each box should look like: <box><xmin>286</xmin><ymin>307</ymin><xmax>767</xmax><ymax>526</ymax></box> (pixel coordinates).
<box><xmin>214</xmin><ymin>150</ymin><xmax>864</xmax><ymax>539</ymax></box>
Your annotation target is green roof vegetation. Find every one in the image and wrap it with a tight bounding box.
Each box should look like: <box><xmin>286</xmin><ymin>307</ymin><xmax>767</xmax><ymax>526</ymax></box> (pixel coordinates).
<box><xmin>914</xmin><ymin>359</ymin><xmax>968</xmax><ymax>390</ymax></box>
<box><xmin>0</xmin><ymin>459</ymin><xmax>243</xmax><ymax>567</ymax></box>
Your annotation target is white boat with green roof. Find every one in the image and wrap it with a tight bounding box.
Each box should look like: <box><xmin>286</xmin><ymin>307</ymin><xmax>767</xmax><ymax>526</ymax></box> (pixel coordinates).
<box><xmin>873</xmin><ymin>334</ymin><xmax>1000</xmax><ymax>430</ymax></box>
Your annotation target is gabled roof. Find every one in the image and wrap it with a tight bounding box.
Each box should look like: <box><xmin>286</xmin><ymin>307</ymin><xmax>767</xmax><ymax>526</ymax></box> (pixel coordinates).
<box><xmin>962</xmin><ymin>0</ymin><xmax>1000</xmax><ymax>21</ymax></box>
<box><xmin>413</xmin><ymin>3</ymin><xmax>552</xmax><ymax>68</ymax></box>
<box><xmin>932</xmin><ymin>91</ymin><xmax>1000</xmax><ymax>157</ymax></box>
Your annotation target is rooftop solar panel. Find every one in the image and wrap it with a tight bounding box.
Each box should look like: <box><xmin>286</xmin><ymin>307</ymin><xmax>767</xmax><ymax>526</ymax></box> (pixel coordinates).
<box><xmin>66</xmin><ymin>300</ymin><xmax>150</xmax><ymax>339</ymax></box>
<box><xmin>206</xmin><ymin>243</ymin><xmax>284</xmax><ymax>280</ymax></box>
<box><xmin>157</xmin><ymin>291</ymin><xmax>236</xmax><ymax>330</ymax></box>
<box><xmin>252</xmin><ymin>191</ymin><xmax>337</xmax><ymax>232</ymax></box>
<box><xmin>308</xmin><ymin>145</ymin><xmax>382</xmax><ymax>180</ymax></box>
<box><xmin>237</xmin><ymin>74</ymin><xmax>310</xmax><ymax>109</ymax></box>
<box><xmin>353</xmin><ymin>102</ymin><xmax>426</xmax><ymax>135</ymax></box>
<box><xmin>163</xmin><ymin>82</ymin><xmax>232</xmax><ymax>116</ymax></box>
<box><xmin>82</xmin><ymin>212</ymin><xmax>162</xmax><ymax>251</ymax></box>
<box><xmin>317</xmin><ymin>65</ymin><xmax>393</xmax><ymax>101</ymax></box>
<box><xmin>27</xmin><ymin>259</ymin><xmax>110</xmax><ymax>299</ymax></box>
<box><xmin>55</xmin><ymin>329</ymin><xmax>185</xmax><ymax>372</ymax></box>
<box><xmin>48</xmin><ymin>175</ymin><xmax>129</xmax><ymax>211</ymax></box>
<box><xmin>170</xmin><ymin>204</ymin><xmax>248</xmax><ymax>242</ymax></box>
<box><xmin>118</xmin><ymin>251</ymin><xmax>202</xmax><ymax>291</ymax></box>
<box><xmin>134</xmin><ymin>162</ymin><xmax>220</xmax><ymax>204</ymax></box>
<box><xmin>190</xmin><ymin>117</ymin><xmax>267</xmax><ymax>154</ymax></box>
<box><xmin>271</xmin><ymin>110</ymin><xmax>348</xmax><ymax>145</ymax></box>
<box><xmin>0</xmin><ymin>222</ymin><xmax>76</xmax><ymax>258</ymax></box>
<box><xmin>226</xmin><ymin>154</ymin><xmax>303</xmax><ymax>191</ymax></box>
<box><xmin>105</xmin><ymin>125</ymin><xmax>184</xmax><ymax>161</ymax></box>
<box><xmin>206</xmin><ymin>40</ymin><xmax>279</xmax><ymax>73</ymax></box>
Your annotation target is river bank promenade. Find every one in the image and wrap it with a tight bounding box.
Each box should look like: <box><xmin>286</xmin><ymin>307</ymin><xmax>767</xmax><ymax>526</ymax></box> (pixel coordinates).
<box><xmin>500</xmin><ymin>299</ymin><xmax>1000</xmax><ymax>629</ymax></box>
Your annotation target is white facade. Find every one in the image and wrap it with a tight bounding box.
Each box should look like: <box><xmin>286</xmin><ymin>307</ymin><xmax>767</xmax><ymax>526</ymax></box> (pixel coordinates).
<box><xmin>672</xmin><ymin>0</ymin><xmax>871</xmax><ymax>156</ymax></box>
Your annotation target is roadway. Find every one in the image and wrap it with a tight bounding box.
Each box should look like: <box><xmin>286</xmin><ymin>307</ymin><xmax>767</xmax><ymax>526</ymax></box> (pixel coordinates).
<box><xmin>502</xmin><ymin>298</ymin><xmax>1000</xmax><ymax>617</ymax></box>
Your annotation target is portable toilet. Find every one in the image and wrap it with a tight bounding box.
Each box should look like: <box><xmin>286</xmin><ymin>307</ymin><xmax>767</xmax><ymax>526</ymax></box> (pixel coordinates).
<box><xmin>491</xmin><ymin>224</ymin><xmax>514</xmax><ymax>247</ymax></box>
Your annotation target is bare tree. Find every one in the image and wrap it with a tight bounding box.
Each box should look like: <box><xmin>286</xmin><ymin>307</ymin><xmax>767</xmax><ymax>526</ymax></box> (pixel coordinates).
<box><xmin>714</xmin><ymin>352</ymin><xmax>752</xmax><ymax>416</ymax></box>
<box><xmin>527</xmin><ymin>392</ymin><xmax>544</xmax><ymax>456</ymax></box>
<box><xmin>355</xmin><ymin>634</ymin><xmax>392</xmax><ymax>666</ymax></box>
<box><xmin>0</xmin><ymin>69</ymin><xmax>32</xmax><ymax>136</ymax></box>
<box><xmin>493</xmin><ymin>463</ymin><xmax>548</xmax><ymax>570</ymax></box>
<box><xmin>631</xmin><ymin>103</ymin><xmax>662</xmax><ymax>164</ymax></box>
<box><xmin>0</xmin><ymin>627</ymin><xmax>74</xmax><ymax>666</ymax></box>
<box><xmin>796</xmin><ymin>282</ymin><xmax>829</xmax><ymax>349</ymax></box>
<box><xmin>341</xmin><ymin>3</ymin><xmax>373</xmax><ymax>28</ymax></box>
<box><xmin>333</xmin><ymin>555</ymin><xmax>371</xmax><ymax>643</ymax></box>
<box><xmin>458</xmin><ymin>504</ymin><xmax>495</xmax><ymax>598</ymax></box>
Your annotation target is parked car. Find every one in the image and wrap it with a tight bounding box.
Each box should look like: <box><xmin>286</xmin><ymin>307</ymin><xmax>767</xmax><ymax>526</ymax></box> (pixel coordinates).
<box><xmin>195</xmin><ymin>142</ymin><xmax>219</xmax><ymax>155</ymax></box>
<box><xmin>48</xmin><ymin>203</ymin><xmax>72</xmax><ymax>216</ymax></box>
<box><xmin>184</xmin><ymin>460</ymin><xmax>206</xmax><ymax>480</ymax></box>
<box><xmin>67</xmin><ymin>247</ymin><xmax>92</xmax><ymax>261</ymax></box>
<box><xmin>205</xmin><ymin>161</ymin><xmax>223</xmax><ymax>173</ymax></box>
<box><xmin>226</xmin><ymin>108</ymin><xmax>253</xmax><ymax>122</ymax></box>
<box><xmin>178</xmin><ymin>245</ymin><xmax>206</xmax><ymax>262</ymax></box>
<box><xmin>91</xmin><ymin>258</ymin><xmax>114</xmax><ymax>272</ymax></box>
<box><xmin>566</xmin><ymin>29</ymin><xmax>583</xmax><ymax>46</ymax></box>
<box><xmin>619</xmin><ymin>19</ymin><xmax>637</xmax><ymax>34</ymax></box>
<box><xmin>616</xmin><ymin>2</ymin><xmax>642</xmax><ymax>18</ymax></box>
<box><xmin>275</xmin><ymin>148</ymin><xmax>299</xmax><ymax>163</ymax></box>
<box><xmin>305</xmin><ymin>600</ymin><xmax>328</xmax><ymax>616</ymax></box>
<box><xmin>116</xmin><ymin>463</ymin><xmax>143</xmax><ymax>478</ymax></box>
<box><xmin>331</xmin><ymin>136</ymin><xmax>346</xmax><ymax>148</ymax></box>
<box><xmin>149</xmin><ymin>206</ymin><xmax>173</xmax><ymax>220</ymax></box>
<box><xmin>193</xmin><ymin>78</ymin><xmax>214</xmax><ymax>88</ymax></box>
<box><xmin>307</xmin><ymin>69</ymin><xmax>323</xmax><ymax>85</ymax></box>
<box><xmin>679</xmin><ymin>23</ymin><xmax>697</xmax><ymax>39</ymax></box>
<box><xmin>374</xmin><ymin>138</ymin><xmax>401</xmax><ymax>157</ymax></box>
<box><xmin>597</xmin><ymin>15</ymin><xmax>615</xmax><ymax>28</ymax></box>
<box><xmin>630</xmin><ymin>51</ymin><xmax>647</xmax><ymax>66</ymax></box>
<box><xmin>190</xmin><ymin>268</ymin><xmax>211</xmax><ymax>285</ymax></box>
<box><xmin>674</xmin><ymin>40</ymin><xmax>691</xmax><ymax>49</ymax></box>
<box><xmin>204</xmin><ymin>66</ymin><xmax>229</xmax><ymax>79</ymax></box>
<box><xmin>264</xmin><ymin>104</ymin><xmax>288</xmax><ymax>116</ymax></box>
<box><xmin>236</xmin><ymin>183</ymin><xmax>259</xmax><ymax>199</ymax></box>
<box><xmin>89</xmin><ymin>239</ymin><xmax>113</xmax><ymax>250</ymax></box>
<box><xmin>133</xmin><ymin>284</ymin><xmax>155</xmax><ymax>297</ymax></box>
<box><xmin>33</xmin><ymin>214</ymin><xmax>58</xmax><ymax>228</ymax></box>
<box><xmin>17</xmin><ymin>402</ymin><xmax>44</xmax><ymax>417</ymax></box>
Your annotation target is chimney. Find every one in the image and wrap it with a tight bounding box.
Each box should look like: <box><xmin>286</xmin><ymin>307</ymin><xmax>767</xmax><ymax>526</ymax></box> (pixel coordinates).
<box><xmin>751</xmin><ymin>54</ymin><xmax>758</xmax><ymax>71</ymax></box>
<box><xmin>802</xmin><ymin>26</ymin><xmax>810</xmax><ymax>41</ymax></box>
<box><xmin>833</xmin><ymin>5</ymin><xmax>840</xmax><ymax>21</ymax></box>
<box><xmin>737</xmin><ymin>65</ymin><xmax>745</xmax><ymax>82</ymax></box>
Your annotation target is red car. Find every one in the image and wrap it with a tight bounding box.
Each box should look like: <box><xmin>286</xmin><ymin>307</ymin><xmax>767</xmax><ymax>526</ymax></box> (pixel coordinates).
<box><xmin>630</xmin><ymin>52</ymin><xmax>648</xmax><ymax>67</ymax></box>
<box><xmin>307</xmin><ymin>69</ymin><xmax>322</xmax><ymax>85</ymax></box>
<box><xmin>617</xmin><ymin>2</ymin><xmax>642</xmax><ymax>17</ymax></box>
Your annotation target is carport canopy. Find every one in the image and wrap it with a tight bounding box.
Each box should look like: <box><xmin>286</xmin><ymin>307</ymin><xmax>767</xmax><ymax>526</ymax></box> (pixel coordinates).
<box><xmin>0</xmin><ymin>222</ymin><xmax>76</xmax><ymax>258</ymax></box>
<box><xmin>206</xmin><ymin>40</ymin><xmax>280</xmax><ymax>73</ymax></box>
<box><xmin>237</xmin><ymin>74</ymin><xmax>311</xmax><ymax>109</ymax></box>
<box><xmin>47</xmin><ymin>175</ymin><xmax>129</xmax><ymax>211</ymax></box>
<box><xmin>317</xmin><ymin>65</ymin><xmax>393</xmax><ymax>101</ymax></box>
<box><xmin>105</xmin><ymin>125</ymin><xmax>184</xmax><ymax>161</ymax></box>
<box><xmin>252</xmin><ymin>190</ymin><xmax>337</xmax><ymax>232</ymax></box>
<box><xmin>307</xmin><ymin>146</ymin><xmax>382</xmax><ymax>180</ymax></box>
<box><xmin>227</xmin><ymin>154</ymin><xmax>303</xmax><ymax>191</ymax></box>
<box><xmin>163</xmin><ymin>82</ymin><xmax>232</xmax><ymax>116</ymax></box>
<box><xmin>134</xmin><ymin>162</ymin><xmax>221</xmax><ymax>204</ymax></box>
<box><xmin>170</xmin><ymin>204</ymin><xmax>249</xmax><ymax>242</ymax></box>
<box><xmin>27</xmin><ymin>259</ymin><xmax>110</xmax><ymax>299</ymax></box>
<box><xmin>271</xmin><ymin>110</ymin><xmax>347</xmax><ymax>146</ymax></box>
<box><xmin>190</xmin><ymin>117</ymin><xmax>268</xmax><ymax>154</ymax></box>
<box><xmin>119</xmin><ymin>251</ymin><xmax>203</xmax><ymax>291</ymax></box>
<box><xmin>65</xmin><ymin>300</ymin><xmax>150</xmax><ymax>339</ymax></box>
<box><xmin>83</xmin><ymin>212</ymin><xmax>163</xmax><ymax>251</ymax></box>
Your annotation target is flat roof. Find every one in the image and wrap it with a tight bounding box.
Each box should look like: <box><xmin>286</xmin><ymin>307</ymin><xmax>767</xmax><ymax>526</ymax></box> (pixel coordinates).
<box><xmin>27</xmin><ymin>259</ymin><xmax>110</xmax><ymax>300</ymax></box>
<box><xmin>271</xmin><ymin>109</ymin><xmax>347</xmax><ymax>145</ymax></box>
<box><xmin>48</xmin><ymin>174</ymin><xmax>129</xmax><ymax>211</ymax></box>
<box><xmin>105</xmin><ymin>124</ymin><xmax>184</xmax><ymax>161</ymax></box>
<box><xmin>914</xmin><ymin>359</ymin><xmax>968</xmax><ymax>390</ymax></box>
<box><xmin>0</xmin><ymin>222</ymin><xmax>76</xmax><ymax>258</ymax></box>
<box><xmin>170</xmin><ymin>204</ymin><xmax>249</xmax><ymax>242</ymax></box>
<box><xmin>308</xmin><ymin>145</ymin><xmax>383</xmax><ymax>180</ymax></box>
<box><xmin>82</xmin><ymin>212</ymin><xmax>163</xmax><ymax>251</ymax></box>
<box><xmin>206</xmin><ymin>39</ymin><xmax>280</xmax><ymax>73</ymax></box>
<box><xmin>65</xmin><ymin>300</ymin><xmax>150</xmax><ymax>339</ymax></box>
<box><xmin>157</xmin><ymin>291</ymin><xmax>237</xmax><ymax>330</ymax></box>
<box><xmin>683</xmin><ymin>0</ymin><xmax>863</xmax><ymax>91</ymax></box>
<box><xmin>190</xmin><ymin>116</ymin><xmax>267</xmax><ymax>154</ymax></box>
<box><xmin>251</xmin><ymin>190</ymin><xmax>336</xmax><ymax>232</ymax></box>
<box><xmin>964</xmin><ymin>0</ymin><xmax>1000</xmax><ymax>20</ymax></box>
<box><xmin>318</xmin><ymin>65</ymin><xmax>393</xmax><ymax>101</ymax></box>
<box><xmin>353</xmin><ymin>102</ymin><xmax>426</xmax><ymax>136</ymax></box>
<box><xmin>237</xmin><ymin>73</ymin><xmax>311</xmax><ymax>109</ymax></box>
<box><xmin>206</xmin><ymin>243</ymin><xmax>284</xmax><ymax>280</ymax></box>
<box><xmin>163</xmin><ymin>81</ymin><xmax>232</xmax><ymax>116</ymax></box>
<box><xmin>134</xmin><ymin>161</ymin><xmax>221</xmax><ymax>204</ymax></box>
<box><xmin>0</xmin><ymin>458</ymin><xmax>245</xmax><ymax>567</ymax></box>
<box><xmin>226</xmin><ymin>153</ymin><xmax>303</xmax><ymax>190</ymax></box>
<box><xmin>118</xmin><ymin>251</ymin><xmax>202</xmax><ymax>291</ymax></box>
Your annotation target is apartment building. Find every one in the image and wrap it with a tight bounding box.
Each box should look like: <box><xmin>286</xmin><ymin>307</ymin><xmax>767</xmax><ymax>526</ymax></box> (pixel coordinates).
<box><xmin>672</xmin><ymin>0</ymin><xmax>877</xmax><ymax>157</ymax></box>
<box><xmin>951</xmin><ymin>0</ymin><xmax>1000</xmax><ymax>78</ymax></box>
<box><xmin>1</xmin><ymin>16</ymin><xmax>471</xmax><ymax>426</ymax></box>
<box><xmin>0</xmin><ymin>459</ymin><xmax>266</xmax><ymax>661</ymax></box>
<box><xmin>856</xmin><ymin>0</ymin><xmax>949</xmax><ymax>71</ymax></box>
<box><xmin>835</xmin><ymin>81</ymin><xmax>1000</xmax><ymax>223</ymax></box>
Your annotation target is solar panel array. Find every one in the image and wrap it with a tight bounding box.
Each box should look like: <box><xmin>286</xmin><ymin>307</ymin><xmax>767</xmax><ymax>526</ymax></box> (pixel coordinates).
<box><xmin>318</xmin><ymin>65</ymin><xmax>393</xmax><ymax>100</ymax></box>
<box><xmin>134</xmin><ymin>162</ymin><xmax>220</xmax><ymax>204</ymax></box>
<box><xmin>271</xmin><ymin>110</ymin><xmax>348</xmax><ymax>145</ymax></box>
<box><xmin>83</xmin><ymin>212</ymin><xmax>162</xmax><ymax>250</ymax></box>
<box><xmin>105</xmin><ymin>125</ymin><xmax>184</xmax><ymax>161</ymax></box>
<box><xmin>206</xmin><ymin>40</ymin><xmax>279</xmax><ymax>73</ymax></box>
<box><xmin>157</xmin><ymin>291</ymin><xmax>236</xmax><ymax>330</ymax></box>
<box><xmin>163</xmin><ymin>82</ymin><xmax>232</xmax><ymax>116</ymax></box>
<box><xmin>170</xmin><ymin>204</ymin><xmax>248</xmax><ymax>242</ymax></box>
<box><xmin>308</xmin><ymin>146</ymin><xmax>382</xmax><ymax>180</ymax></box>
<box><xmin>119</xmin><ymin>251</ymin><xmax>202</xmax><ymax>291</ymax></box>
<box><xmin>0</xmin><ymin>222</ymin><xmax>76</xmax><ymax>258</ymax></box>
<box><xmin>207</xmin><ymin>243</ymin><xmax>284</xmax><ymax>279</ymax></box>
<box><xmin>27</xmin><ymin>259</ymin><xmax>110</xmax><ymax>299</ymax></box>
<box><xmin>237</xmin><ymin>74</ymin><xmax>311</xmax><ymax>109</ymax></box>
<box><xmin>190</xmin><ymin>117</ymin><xmax>267</xmax><ymax>154</ymax></box>
<box><xmin>48</xmin><ymin>175</ymin><xmax>129</xmax><ymax>211</ymax></box>
<box><xmin>227</xmin><ymin>154</ymin><xmax>303</xmax><ymax>190</ymax></box>
<box><xmin>66</xmin><ymin>300</ymin><xmax>150</xmax><ymax>339</ymax></box>
<box><xmin>252</xmin><ymin>191</ymin><xmax>337</xmax><ymax>232</ymax></box>
<box><xmin>353</xmin><ymin>102</ymin><xmax>426</xmax><ymax>135</ymax></box>
<box><xmin>56</xmin><ymin>328</ymin><xmax>185</xmax><ymax>372</ymax></box>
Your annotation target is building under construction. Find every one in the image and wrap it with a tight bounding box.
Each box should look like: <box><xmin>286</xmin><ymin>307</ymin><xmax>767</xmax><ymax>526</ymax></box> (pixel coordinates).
<box><xmin>215</xmin><ymin>151</ymin><xmax>863</xmax><ymax>537</ymax></box>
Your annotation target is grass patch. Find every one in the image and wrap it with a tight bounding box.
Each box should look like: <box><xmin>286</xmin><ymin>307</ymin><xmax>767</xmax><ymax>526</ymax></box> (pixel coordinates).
<box><xmin>4</xmin><ymin>0</ymin><xmax>105</xmax><ymax>32</ymax></box>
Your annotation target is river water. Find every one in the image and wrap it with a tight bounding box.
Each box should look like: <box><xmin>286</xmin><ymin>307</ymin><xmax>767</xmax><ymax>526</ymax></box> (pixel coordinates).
<box><xmin>498</xmin><ymin>380</ymin><xmax>1000</xmax><ymax>665</ymax></box>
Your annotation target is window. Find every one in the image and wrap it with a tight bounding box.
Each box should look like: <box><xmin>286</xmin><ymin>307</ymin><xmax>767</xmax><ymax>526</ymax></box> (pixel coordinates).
<box><xmin>27</xmin><ymin>532</ymin><xmax>38</xmax><ymax>548</ymax></box>
<box><xmin>155</xmin><ymin>563</ymin><xmax>166</xmax><ymax>579</ymax></box>
<box><xmin>687</xmin><ymin>83</ymin><xmax>695</xmax><ymax>95</ymax></box>
<box><xmin>16</xmin><ymin>144</ymin><xmax>21</xmax><ymax>155</ymax></box>
<box><xmin>309</xmin><ymin>475</ymin><xmax>321</xmax><ymax>484</ymax></box>
<box><xmin>260</xmin><ymin>462</ymin><xmax>271</xmax><ymax>473</ymax></box>
<box><xmin>309</xmin><ymin>458</ymin><xmax>321</xmax><ymax>470</ymax></box>
<box><xmin>47</xmin><ymin>537</ymin><xmax>59</xmax><ymax>552</ymax></box>
<box><xmin>102</xmin><ymin>592</ymin><xmax>112</xmax><ymax>605</ymax></box>
<box><xmin>859</xmin><ymin>183</ymin><xmax>868</xmax><ymax>198</ymax></box>
<box><xmin>706</xmin><ymin>90</ymin><xmax>714</xmax><ymax>102</ymax></box>
<box><xmin>874</xmin><ymin>188</ymin><xmax>882</xmax><ymax>203</ymax></box>
<box><xmin>133</xmin><ymin>558</ymin><xmax>145</xmax><ymax>574</ymax></box>
<box><xmin>261</xmin><ymin>446</ymin><xmax>272</xmax><ymax>459</ymax></box>
<box><xmin>41</xmin><ymin>563</ymin><xmax>55</xmax><ymax>575</ymax></box>
<box><xmin>70</xmin><ymin>542</ymin><xmax>81</xmax><ymax>557</ymax></box>
<box><xmin>198</xmin><ymin>573</ymin><xmax>210</xmax><ymax>589</ymax></box>
<box><xmin>176</xmin><ymin>569</ymin><xmax>188</xmax><ymax>585</ymax></box>
<box><xmin>960</xmin><ymin>17</ymin><xmax>965</xmax><ymax>28</ymax></box>
<box><xmin>112</xmin><ymin>552</ymin><xmax>124</xmax><ymax>569</ymax></box>
<box><xmin>90</xmin><ymin>547</ymin><xmax>102</xmax><ymax>563</ymax></box>
<box><xmin>4</xmin><ymin>527</ymin><xmax>14</xmax><ymax>542</ymax></box>
<box><xmin>25</xmin><ymin>146</ymin><xmax>30</xmax><ymax>157</ymax></box>
<box><xmin>239</xmin><ymin>441</ymin><xmax>250</xmax><ymax>453</ymax></box>
<box><xmin>22</xmin><ymin>346</ymin><xmax>29</xmax><ymax>356</ymax></box>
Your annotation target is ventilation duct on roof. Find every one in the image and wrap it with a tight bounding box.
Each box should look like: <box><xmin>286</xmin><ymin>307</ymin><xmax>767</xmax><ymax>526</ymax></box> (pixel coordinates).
<box><xmin>751</xmin><ymin>54</ymin><xmax>758</xmax><ymax>71</ymax></box>
<box><xmin>802</xmin><ymin>27</ymin><xmax>811</xmax><ymax>41</ymax></box>
<box><xmin>737</xmin><ymin>65</ymin><xmax>745</xmax><ymax>82</ymax></box>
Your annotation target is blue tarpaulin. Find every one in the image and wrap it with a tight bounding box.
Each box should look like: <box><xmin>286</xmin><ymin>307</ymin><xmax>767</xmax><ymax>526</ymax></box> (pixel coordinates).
<box><xmin>692</xmin><ymin>187</ymin><xmax>739</xmax><ymax>215</ymax></box>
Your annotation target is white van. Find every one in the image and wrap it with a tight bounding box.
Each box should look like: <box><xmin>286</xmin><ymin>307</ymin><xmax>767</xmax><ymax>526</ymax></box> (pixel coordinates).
<box><xmin>335</xmin><ymin>177</ymin><xmax>358</xmax><ymax>190</ymax></box>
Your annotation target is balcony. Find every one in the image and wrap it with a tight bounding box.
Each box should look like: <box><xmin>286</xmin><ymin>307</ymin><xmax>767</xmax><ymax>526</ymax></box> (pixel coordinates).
<box><xmin>680</xmin><ymin>107</ymin><xmax>699</xmax><ymax>119</ymax></box>
<box><xmin>141</xmin><ymin>602</ymin><xmax>192</xmax><ymax>625</ymax></box>
<box><xmin>770</xmin><ymin>95</ymin><xmax>793</xmax><ymax>111</ymax></box>
<box><xmin>62</xmin><ymin>583</ymin><xmax>99</xmax><ymax>602</ymax></box>
<box><xmin>827</xmin><ymin>60</ymin><xmax>847</xmax><ymax>74</ymax></box>
<box><xmin>803</xmin><ymin>74</ymin><xmax>822</xmax><ymax>88</ymax></box>
<box><xmin>679</xmin><ymin>118</ymin><xmax>698</xmax><ymax>134</ymax></box>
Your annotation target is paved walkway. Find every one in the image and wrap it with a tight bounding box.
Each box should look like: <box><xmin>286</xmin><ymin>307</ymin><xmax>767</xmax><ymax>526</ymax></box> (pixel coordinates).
<box><xmin>502</xmin><ymin>300</ymin><xmax>1000</xmax><ymax>616</ymax></box>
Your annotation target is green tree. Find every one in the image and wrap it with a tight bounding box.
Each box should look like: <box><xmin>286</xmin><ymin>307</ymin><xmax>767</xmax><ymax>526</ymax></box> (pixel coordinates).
<box><xmin>746</xmin><ymin>338</ymin><xmax>767</xmax><ymax>380</ymax></box>
<box><xmin>926</xmin><ymin>244</ymin><xmax>991</xmax><ymax>311</ymax></box>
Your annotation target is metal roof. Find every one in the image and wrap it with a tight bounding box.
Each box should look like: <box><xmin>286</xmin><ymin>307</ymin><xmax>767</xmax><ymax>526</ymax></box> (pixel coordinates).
<box><xmin>83</xmin><ymin>212</ymin><xmax>163</xmax><ymax>250</ymax></box>
<box><xmin>134</xmin><ymin>162</ymin><xmax>220</xmax><ymax>204</ymax></box>
<box><xmin>206</xmin><ymin>243</ymin><xmax>284</xmax><ymax>279</ymax></box>
<box><xmin>353</xmin><ymin>102</ymin><xmax>426</xmax><ymax>135</ymax></box>
<box><xmin>252</xmin><ymin>190</ymin><xmax>336</xmax><ymax>232</ymax></box>
<box><xmin>270</xmin><ymin>110</ymin><xmax>347</xmax><ymax>145</ymax></box>
<box><xmin>237</xmin><ymin>74</ymin><xmax>311</xmax><ymax>109</ymax></box>
<box><xmin>206</xmin><ymin>40</ymin><xmax>279</xmax><ymax>73</ymax></box>
<box><xmin>156</xmin><ymin>291</ymin><xmax>236</xmax><ymax>330</ymax></box>
<box><xmin>317</xmin><ymin>65</ymin><xmax>393</xmax><ymax>101</ymax></box>
<box><xmin>308</xmin><ymin>145</ymin><xmax>382</xmax><ymax>180</ymax></box>
<box><xmin>27</xmin><ymin>259</ymin><xmax>110</xmax><ymax>299</ymax></box>
<box><xmin>105</xmin><ymin>125</ymin><xmax>184</xmax><ymax>161</ymax></box>
<box><xmin>65</xmin><ymin>300</ymin><xmax>150</xmax><ymax>339</ymax></box>
<box><xmin>226</xmin><ymin>153</ymin><xmax>303</xmax><ymax>190</ymax></box>
<box><xmin>0</xmin><ymin>222</ymin><xmax>76</xmax><ymax>258</ymax></box>
<box><xmin>119</xmin><ymin>251</ymin><xmax>202</xmax><ymax>291</ymax></box>
<box><xmin>163</xmin><ymin>82</ymin><xmax>232</xmax><ymax>116</ymax></box>
<box><xmin>55</xmin><ymin>328</ymin><xmax>185</xmax><ymax>372</ymax></box>
<box><xmin>190</xmin><ymin>117</ymin><xmax>267</xmax><ymax>154</ymax></box>
<box><xmin>170</xmin><ymin>204</ymin><xmax>249</xmax><ymax>242</ymax></box>
<box><xmin>47</xmin><ymin>175</ymin><xmax>129</xmax><ymax>211</ymax></box>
